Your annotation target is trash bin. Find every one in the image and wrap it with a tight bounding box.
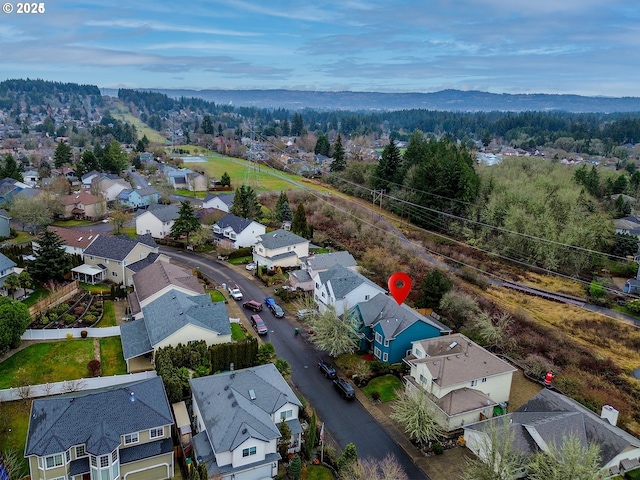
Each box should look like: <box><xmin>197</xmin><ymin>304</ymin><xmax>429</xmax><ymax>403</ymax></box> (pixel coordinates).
<box><xmin>294</xmin><ymin>327</ymin><xmax>299</xmax><ymax>336</ymax></box>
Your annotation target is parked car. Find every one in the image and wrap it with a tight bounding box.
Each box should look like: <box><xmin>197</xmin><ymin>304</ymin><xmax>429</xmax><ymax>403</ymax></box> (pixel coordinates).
<box><xmin>242</xmin><ymin>300</ymin><xmax>263</xmax><ymax>312</ymax></box>
<box><xmin>245</xmin><ymin>262</ymin><xmax>257</xmax><ymax>271</ymax></box>
<box><xmin>318</xmin><ymin>360</ymin><xmax>337</xmax><ymax>379</ymax></box>
<box><xmin>296</xmin><ymin>309</ymin><xmax>318</xmax><ymax>320</ymax></box>
<box><xmin>264</xmin><ymin>297</ymin><xmax>285</xmax><ymax>318</ymax></box>
<box><xmin>250</xmin><ymin>314</ymin><xmax>268</xmax><ymax>335</ymax></box>
<box><xmin>227</xmin><ymin>283</ymin><xmax>243</xmax><ymax>301</ymax></box>
<box><xmin>333</xmin><ymin>378</ymin><xmax>355</xmax><ymax>399</ymax></box>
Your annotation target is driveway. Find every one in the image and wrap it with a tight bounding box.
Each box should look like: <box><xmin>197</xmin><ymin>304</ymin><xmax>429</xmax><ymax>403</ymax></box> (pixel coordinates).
<box><xmin>160</xmin><ymin>246</ymin><xmax>429</xmax><ymax>479</ymax></box>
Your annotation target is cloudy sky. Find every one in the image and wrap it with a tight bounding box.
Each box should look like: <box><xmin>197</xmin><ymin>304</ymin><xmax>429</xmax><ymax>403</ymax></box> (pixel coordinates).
<box><xmin>1</xmin><ymin>0</ymin><xmax>638</xmax><ymax>96</ymax></box>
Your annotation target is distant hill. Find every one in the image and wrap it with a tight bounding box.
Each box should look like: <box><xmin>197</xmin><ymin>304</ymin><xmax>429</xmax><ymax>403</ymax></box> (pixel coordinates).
<box><xmin>104</xmin><ymin>88</ymin><xmax>640</xmax><ymax>113</ymax></box>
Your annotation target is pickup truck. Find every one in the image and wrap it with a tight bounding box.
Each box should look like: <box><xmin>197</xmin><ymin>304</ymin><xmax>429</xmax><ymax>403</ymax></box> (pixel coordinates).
<box><xmin>333</xmin><ymin>378</ymin><xmax>355</xmax><ymax>399</ymax></box>
<box><xmin>318</xmin><ymin>360</ymin><xmax>337</xmax><ymax>379</ymax></box>
<box><xmin>227</xmin><ymin>284</ymin><xmax>243</xmax><ymax>301</ymax></box>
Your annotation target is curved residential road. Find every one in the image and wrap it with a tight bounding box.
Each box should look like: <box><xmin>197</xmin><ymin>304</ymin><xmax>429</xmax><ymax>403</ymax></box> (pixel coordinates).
<box><xmin>160</xmin><ymin>246</ymin><xmax>429</xmax><ymax>480</ymax></box>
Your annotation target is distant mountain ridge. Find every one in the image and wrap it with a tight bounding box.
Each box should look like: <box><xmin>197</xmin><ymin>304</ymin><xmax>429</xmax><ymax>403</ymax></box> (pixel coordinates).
<box><xmin>103</xmin><ymin>88</ymin><xmax>640</xmax><ymax>113</ymax></box>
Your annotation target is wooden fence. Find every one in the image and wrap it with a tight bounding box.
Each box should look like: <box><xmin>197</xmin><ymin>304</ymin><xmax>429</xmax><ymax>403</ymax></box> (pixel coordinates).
<box><xmin>28</xmin><ymin>280</ymin><xmax>80</xmax><ymax>317</ymax></box>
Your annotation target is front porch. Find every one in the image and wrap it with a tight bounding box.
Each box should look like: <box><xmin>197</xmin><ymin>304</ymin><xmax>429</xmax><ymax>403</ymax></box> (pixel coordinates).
<box><xmin>72</xmin><ymin>264</ymin><xmax>107</xmax><ymax>284</ymax></box>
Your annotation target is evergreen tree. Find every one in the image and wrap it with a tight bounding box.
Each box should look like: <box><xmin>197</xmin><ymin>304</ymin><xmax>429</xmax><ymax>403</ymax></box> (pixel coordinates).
<box><xmin>314</xmin><ymin>134</ymin><xmax>331</xmax><ymax>156</ymax></box>
<box><xmin>220</xmin><ymin>172</ymin><xmax>231</xmax><ymax>187</ymax></box>
<box><xmin>373</xmin><ymin>139</ymin><xmax>402</xmax><ymax>190</ymax></box>
<box><xmin>275</xmin><ymin>191</ymin><xmax>293</xmax><ymax>222</ymax></box>
<box><xmin>170</xmin><ymin>201</ymin><xmax>201</xmax><ymax>244</ymax></box>
<box><xmin>304</xmin><ymin>411</ymin><xmax>317</xmax><ymax>459</ymax></box>
<box><xmin>288</xmin><ymin>455</ymin><xmax>301</xmax><ymax>480</ymax></box>
<box><xmin>291</xmin><ymin>203</ymin><xmax>310</xmax><ymax>238</ymax></box>
<box><xmin>1</xmin><ymin>154</ymin><xmax>24</xmax><ymax>181</ymax></box>
<box><xmin>277</xmin><ymin>420</ymin><xmax>292</xmax><ymax>460</ymax></box>
<box><xmin>100</xmin><ymin>140</ymin><xmax>128</xmax><ymax>173</ymax></box>
<box><xmin>53</xmin><ymin>141</ymin><xmax>73</xmax><ymax>168</ymax></box>
<box><xmin>202</xmin><ymin>115</ymin><xmax>214</xmax><ymax>135</ymax></box>
<box><xmin>281</xmin><ymin>118</ymin><xmax>290</xmax><ymax>136</ymax></box>
<box><xmin>230</xmin><ymin>185</ymin><xmax>262</xmax><ymax>221</ymax></box>
<box><xmin>417</xmin><ymin>270</ymin><xmax>452</xmax><ymax>309</ymax></box>
<box><xmin>330</xmin><ymin>134</ymin><xmax>346</xmax><ymax>172</ymax></box>
<box><xmin>291</xmin><ymin>113</ymin><xmax>304</xmax><ymax>136</ymax></box>
<box><xmin>29</xmin><ymin>229</ymin><xmax>72</xmax><ymax>282</ymax></box>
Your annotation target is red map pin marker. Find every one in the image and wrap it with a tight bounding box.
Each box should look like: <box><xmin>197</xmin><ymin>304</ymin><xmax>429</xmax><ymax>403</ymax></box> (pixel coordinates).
<box><xmin>388</xmin><ymin>272</ymin><xmax>412</xmax><ymax>305</ymax></box>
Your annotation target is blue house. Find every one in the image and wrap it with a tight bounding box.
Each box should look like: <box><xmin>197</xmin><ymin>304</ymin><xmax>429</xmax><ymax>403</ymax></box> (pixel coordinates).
<box><xmin>117</xmin><ymin>186</ymin><xmax>160</xmax><ymax>209</ymax></box>
<box><xmin>0</xmin><ymin>209</ymin><xmax>10</xmax><ymax>238</ymax></box>
<box><xmin>348</xmin><ymin>293</ymin><xmax>451</xmax><ymax>364</ymax></box>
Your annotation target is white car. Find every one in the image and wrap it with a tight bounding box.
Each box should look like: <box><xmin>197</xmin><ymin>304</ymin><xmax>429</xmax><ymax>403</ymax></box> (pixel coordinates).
<box><xmin>245</xmin><ymin>262</ymin><xmax>257</xmax><ymax>271</ymax></box>
<box><xmin>227</xmin><ymin>284</ymin><xmax>243</xmax><ymax>300</ymax></box>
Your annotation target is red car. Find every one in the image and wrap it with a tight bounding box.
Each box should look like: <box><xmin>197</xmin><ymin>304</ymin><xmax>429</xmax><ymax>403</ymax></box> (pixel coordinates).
<box><xmin>251</xmin><ymin>314</ymin><xmax>268</xmax><ymax>335</ymax></box>
<box><xmin>243</xmin><ymin>300</ymin><xmax>263</xmax><ymax>312</ymax></box>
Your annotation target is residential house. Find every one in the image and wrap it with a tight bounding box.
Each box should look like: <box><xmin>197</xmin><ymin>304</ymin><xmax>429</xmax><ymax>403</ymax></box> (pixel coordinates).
<box><xmin>81</xmin><ymin>170</ymin><xmax>101</xmax><ymax>189</ymax></box>
<box><xmin>34</xmin><ymin>226</ymin><xmax>99</xmax><ymax>256</ymax></box>
<box><xmin>117</xmin><ymin>186</ymin><xmax>160</xmax><ymax>209</ymax></box>
<box><xmin>313</xmin><ymin>263</ymin><xmax>386</xmax><ymax>316</ymax></box>
<box><xmin>24</xmin><ymin>376</ymin><xmax>175</xmax><ymax>480</ymax></box>
<box><xmin>403</xmin><ymin>333</ymin><xmax>516</xmax><ymax>432</ymax></box>
<box><xmin>0</xmin><ymin>208</ymin><xmax>10</xmax><ymax>238</ymax></box>
<box><xmin>614</xmin><ymin>216</ymin><xmax>640</xmax><ymax>238</ymax></box>
<box><xmin>347</xmin><ymin>293</ymin><xmax>451</xmax><ymax>363</ymax></box>
<box><xmin>98</xmin><ymin>177</ymin><xmax>132</xmax><ymax>203</ymax></box>
<box><xmin>190</xmin><ymin>363</ymin><xmax>303</xmax><ymax>480</ymax></box>
<box><xmin>0</xmin><ymin>177</ymin><xmax>26</xmax><ymax>203</ymax></box>
<box><xmin>120</xmin><ymin>290</ymin><xmax>231</xmax><ymax>372</ymax></box>
<box><xmin>135</xmin><ymin>204</ymin><xmax>180</xmax><ymax>239</ymax></box>
<box><xmin>290</xmin><ymin>251</ymin><xmax>357</xmax><ymax>291</ymax></box>
<box><xmin>51</xmin><ymin>166</ymin><xmax>77</xmax><ymax>182</ymax></box>
<box><xmin>213</xmin><ymin>213</ymin><xmax>266</xmax><ymax>249</ymax></box>
<box><xmin>139</xmin><ymin>152</ymin><xmax>154</xmax><ymax>164</ymax></box>
<box><xmin>163</xmin><ymin>165</ymin><xmax>207</xmax><ymax>191</ymax></box>
<box><xmin>77</xmin><ymin>234</ymin><xmax>159</xmax><ymax>285</ymax></box>
<box><xmin>0</xmin><ymin>252</ymin><xmax>16</xmax><ymax>289</ymax></box>
<box><xmin>252</xmin><ymin>229</ymin><xmax>310</xmax><ymax>269</ymax></box>
<box><xmin>60</xmin><ymin>191</ymin><xmax>106</xmax><ymax>220</ymax></box>
<box><xmin>464</xmin><ymin>388</ymin><xmax>640</xmax><ymax>478</ymax></box>
<box><xmin>202</xmin><ymin>193</ymin><xmax>235</xmax><ymax>212</ymax></box>
<box><xmin>22</xmin><ymin>169</ymin><xmax>39</xmax><ymax>186</ymax></box>
<box><xmin>128</xmin><ymin>261</ymin><xmax>204</xmax><ymax>319</ymax></box>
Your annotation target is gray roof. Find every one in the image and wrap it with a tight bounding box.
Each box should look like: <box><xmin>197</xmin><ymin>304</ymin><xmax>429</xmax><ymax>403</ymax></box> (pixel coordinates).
<box><xmin>126</xmin><ymin>253</ymin><xmax>161</xmax><ymax>273</ymax></box>
<box><xmin>257</xmin><ymin>229</ymin><xmax>308</xmax><ymax>250</ymax></box>
<box><xmin>0</xmin><ymin>208</ymin><xmax>10</xmax><ymax>219</ymax></box>
<box><xmin>307</xmin><ymin>251</ymin><xmax>357</xmax><ymax>271</ymax></box>
<box><xmin>141</xmin><ymin>204</ymin><xmax>180</xmax><ymax>222</ymax></box>
<box><xmin>190</xmin><ymin>364</ymin><xmax>302</xmax><ymax>453</ymax></box>
<box><xmin>318</xmin><ymin>263</ymin><xmax>384</xmax><ymax>300</ymax></box>
<box><xmin>0</xmin><ymin>253</ymin><xmax>16</xmax><ymax>272</ymax></box>
<box><xmin>203</xmin><ymin>193</ymin><xmax>235</xmax><ymax>206</ymax></box>
<box><xmin>25</xmin><ymin>377</ymin><xmax>173</xmax><ymax>457</ymax></box>
<box><xmin>137</xmin><ymin>186</ymin><xmax>159</xmax><ymax>197</ymax></box>
<box><xmin>355</xmin><ymin>293</ymin><xmax>451</xmax><ymax>337</ymax></box>
<box><xmin>290</xmin><ymin>269</ymin><xmax>312</xmax><ymax>283</ymax></box>
<box><xmin>215</xmin><ymin>213</ymin><xmax>261</xmax><ymax>235</ymax></box>
<box><xmin>83</xmin><ymin>234</ymin><xmax>158</xmax><ymax>261</ymax></box>
<box><xmin>121</xmin><ymin>290</ymin><xmax>230</xmax><ymax>359</ymax></box>
<box><xmin>133</xmin><ymin>261</ymin><xmax>204</xmax><ymax>304</ymax></box>
<box><xmin>13</xmin><ymin>188</ymin><xmax>43</xmax><ymax>200</ymax></box>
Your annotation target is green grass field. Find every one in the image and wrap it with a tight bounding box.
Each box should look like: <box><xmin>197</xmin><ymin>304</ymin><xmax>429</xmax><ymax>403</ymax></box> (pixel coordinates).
<box><xmin>0</xmin><ymin>340</ymin><xmax>94</xmax><ymax>388</ymax></box>
<box><xmin>207</xmin><ymin>289</ymin><xmax>226</xmax><ymax>302</ymax></box>
<box><xmin>22</xmin><ymin>285</ymin><xmax>50</xmax><ymax>308</ymax></box>
<box><xmin>100</xmin><ymin>336</ymin><xmax>127</xmax><ymax>376</ymax></box>
<box><xmin>96</xmin><ymin>300</ymin><xmax>117</xmax><ymax>327</ymax></box>
<box><xmin>231</xmin><ymin>323</ymin><xmax>247</xmax><ymax>341</ymax></box>
<box><xmin>0</xmin><ymin>400</ymin><xmax>31</xmax><ymax>477</ymax></box>
<box><xmin>361</xmin><ymin>374</ymin><xmax>403</xmax><ymax>402</ymax></box>
<box><xmin>306</xmin><ymin>464</ymin><xmax>335</xmax><ymax>480</ymax></box>
<box><xmin>111</xmin><ymin>103</ymin><xmax>168</xmax><ymax>145</ymax></box>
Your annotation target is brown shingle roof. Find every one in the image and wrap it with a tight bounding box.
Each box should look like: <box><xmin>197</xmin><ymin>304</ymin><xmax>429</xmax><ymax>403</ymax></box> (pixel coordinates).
<box><xmin>60</xmin><ymin>191</ymin><xmax>102</xmax><ymax>206</ymax></box>
<box><xmin>132</xmin><ymin>261</ymin><xmax>204</xmax><ymax>304</ymax></box>
<box><xmin>47</xmin><ymin>226</ymin><xmax>99</xmax><ymax>249</ymax></box>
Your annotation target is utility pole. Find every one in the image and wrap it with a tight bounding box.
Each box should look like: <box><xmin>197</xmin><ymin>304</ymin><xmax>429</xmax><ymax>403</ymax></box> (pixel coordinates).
<box><xmin>371</xmin><ymin>189</ymin><xmax>385</xmax><ymax>220</ymax></box>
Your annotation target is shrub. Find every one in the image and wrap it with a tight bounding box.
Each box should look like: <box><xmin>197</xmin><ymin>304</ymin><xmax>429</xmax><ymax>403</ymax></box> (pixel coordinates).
<box><xmin>81</xmin><ymin>330</ymin><xmax>88</xmax><ymax>338</ymax></box>
<box><xmin>73</xmin><ymin>306</ymin><xmax>85</xmax><ymax>315</ymax></box>
<box><xmin>66</xmin><ymin>333</ymin><xmax>74</xmax><ymax>339</ymax></box>
<box><xmin>369</xmin><ymin>360</ymin><xmax>390</xmax><ymax>374</ymax></box>
<box><xmin>83</xmin><ymin>314</ymin><xmax>96</xmax><ymax>324</ymax></box>
<box><xmin>371</xmin><ymin>391</ymin><xmax>381</xmax><ymax>402</ymax></box>
<box><xmin>87</xmin><ymin>359</ymin><xmax>102</xmax><ymax>377</ymax></box>
<box><xmin>63</xmin><ymin>314</ymin><xmax>75</xmax><ymax>324</ymax></box>
<box><xmin>432</xmin><ymin>443</ymin><xmax>444</xmax><ymax>455</ymax></box>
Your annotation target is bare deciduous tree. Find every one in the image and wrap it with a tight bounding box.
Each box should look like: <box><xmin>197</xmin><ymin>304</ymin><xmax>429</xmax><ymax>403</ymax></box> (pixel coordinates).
<box><xmin>339</xmin><ymin>454</ymin><xmax>409</xmax><ymax>480</ymax></box>
<box><xmin>527</xmin><ymin>434</ymin><xmax>602</xmax><ymax>480</ymax></box>
<box><xmin>390</xmin><ymin>389</ymin><xmax>443</xmax><ymax>445</ymax></box>
<box><xmin>308</xmin><ymin>306</ymin><xmax>359</xmax><ymax>357</ymax></box>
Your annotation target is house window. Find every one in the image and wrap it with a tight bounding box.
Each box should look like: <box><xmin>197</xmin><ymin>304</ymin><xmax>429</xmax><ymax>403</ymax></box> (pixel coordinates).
<box><xmin>382</xmin><ymin>352</ymin><xmax>388</xmax><ymax>362</ymax></box>
<box><xmin>415</xmin><ymin>348</ymin><xmax>423</xmax><ymax>358</ymax></box>
<box><xmin>364</xmin><ymin>295</ymin><xmax>370</xmax><ymax>300</ymax></box>
<box><xmin>374</xmin><ymin>347</ymin><xmax>381</xmax><ymax>359</ymax></box>
<box><xmin>419</xmin><ymin>374</ymin><xmax>428</xmax><ymax>385</ymax></box>
<box><xmin>280</xmin><ymin>409</ymin><xmax>293</xmax><ymax>420</ymax></box>
<box><xmin>38</xmin><ymin>457</ymin><xmax>43</xmax><ymax>469</ymax></box>
<box><xmin>66</xmin><ymin>450</ymin><xmax>71</xmax><ymax>463</ymax></box>
<box><xmin>45</xmin><ymin>453</ymin><xmax>64</xmax><ymax>469</ymax></box>
<box><xmin>374</xmin><ymin>332</ymin><xmax>382</xmax><ymax>344</ymax></box>
<box><xmin>111</xmin><ymin>271</ymin><xmax>117</xmax><ymax>277</ymax></box>
<box><xmin>315</xmin><ymin>283</ymin><xmax>319</xmax><ymax>289</ymax></box>
<box><xmin>123</xmin><ymin>432</ymin><xmax>139</xmax><ymax>444</ymax></box>
<box><xmin>75</xmin><ymin>445</ymin><xmax>86</xmax><ymax>458</ymax></box>
<box><xmin>321</xmin><ymin>292</ymin><xmax>325</xmax><ymax>298</ymax></box>
<box><xmin>230</xmin><ymin>233</ymin><xmax>236</xmax><ymax>240</ymax></box>
<box><xmin>471</xmin><ymin>380</ymin><xmax>477</xmax><ymax>387</ymax></box>
<box><xmin>111</xmin><ymin>450</ymin><xmax>118</xmax><ymax>463</ymax></box>
<box><xmin>150</xmin><ymin>427</ymin><xmax>164</xmax><ymax>438</ymax></box>
<box><xmin>482</xmin><ymin>377</ymin><xmax>487</xmax><ymax>383</ymax></box>
<box><xmin>384</xmin><ymin>339</ymin><xmax>389</xmax><ymax>347</ymax></box>
<box><xmin>242</xmin><ymin>446</ymin><xmax>257</xmax><ymax>457</ymax></box>
<box><xmin>91</xmin><ymin>456</ymin><xmax>97</xmax><ymax>467</ymax></box>
<box><xmin>100</xmin><ymin>455</ymin><xmax>109</xmax><ymax>468</ymax></box>
<box><xmin>287</xmin><ymin>246</ymin><xmax>292</xmax><ymax>251</ymax></box>
<box><xmin>90</xmin><ymin>256</ymin><xmax>94</xmax><ymax>260</ymax></box>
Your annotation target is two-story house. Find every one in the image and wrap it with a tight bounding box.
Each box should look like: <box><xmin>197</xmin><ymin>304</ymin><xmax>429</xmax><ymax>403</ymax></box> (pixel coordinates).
<box><xmin>34</xmin><ymin>226</ymin><xmax>100</xmax><ymax>256</ymax></box>
<box><xmin>24</xmin><ymin>376</ymin><xmax>175</xmax><ymax>480</ymax></box>
<box><xmin>120</xmin><ymin>290</ymin><xmax>231</xmax><ymax>372</ymax></box>
<box><xmin>79</xmin><ymin>234</ymin><xmax>159</xmax><ymax>285</ymax></box>
<box><xmin>98</xmin><ymin>177</ymin><xmax>132</xmax><ymax>203</ymax></box>
<box><xmin>190</xmin><ymin>363</ymin><xmax>303</xmax><ymax>480</ymax></box>
<box><xmin>117</xmin><ymin>186</ymin><xmax>160</xmax><ymax>209</ymax></box>
<box><xmin>163</xmin><ymin>165</ymin><xmax>207</xmax><ymax>191</ymax></box>
<box><xmin>289</xmin><ymin>251</ymin><xmax>357</xmax><ymax>291</ymax></box>
<box><xmin>313</xmin><ymin>263</ymin><xmax>386</xmax><ymax>317</ymax></box>
<box><xmin>213</xmin><ymin>213</ymin><xmax>266</xmax><ymax>249</ymax></box>
<box><xmin>403</xmin><ymin>333</ymin><xmax>516</xmax><ymax>432</ymax></box>
<box><xmin>128</xmin><ymin>261</ymin><xmax>205</xmax><ymax>319</ymax></box>
<box><xmin>135</xmin><ymin>204</ymin><xmax>180</xmax><ymax>239</ymax></box>
<box><xmin>347</xmin><ymin>293</ymin><xmax>451</xmax><ymax>363</ymax></box>
<box><xmin>202</xmin><ymin>193</ymin><xmax>235</xmax><ymax>212</ymax></box>
<box><xmin>60</xmin><ymin>191</ymin><xmax>106</xmax><ymax>220</ymax></box>
<box><xmin>252</xmin><ymin>229</ymin><xmax>309</xmax><ymax>269</ymax></box>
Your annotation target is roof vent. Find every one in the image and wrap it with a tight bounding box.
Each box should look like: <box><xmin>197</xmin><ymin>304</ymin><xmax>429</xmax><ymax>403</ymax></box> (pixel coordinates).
<box><xmin>242</xmin><ymin>428</ymin><xmax>247</xmax><ymax>434</ymax></box>
<box><xmin>249</xmin><ymin>389</ymin><xmax>256</xmax><ymax>400</ymax></box>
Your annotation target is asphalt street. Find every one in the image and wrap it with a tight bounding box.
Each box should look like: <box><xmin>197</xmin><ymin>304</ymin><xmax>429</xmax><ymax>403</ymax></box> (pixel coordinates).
<box><xmin>161</xmin><ymin>246</ymin><xmax>428</xmax><ymax>480</ymax></box>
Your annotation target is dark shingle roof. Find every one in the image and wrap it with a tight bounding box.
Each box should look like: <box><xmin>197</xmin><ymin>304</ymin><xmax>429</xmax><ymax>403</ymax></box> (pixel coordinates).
<box><xmin>126</xmin><ymin>253</ymin><xmax>161</xmax><ymax>273</ymax></box>
<box><xmin>257</xmin><ymin>229</ymin><xmax>308</xmax><ymax>250</ymax></box>
<box><xmin>318</xmin><ymin>263</ymin><xmax>384</xmax><ymax>300</ymax></box>
<box><xmin>84</xmin><ymin>235</ymin><xmax>157</xmax><ymax>261</ymax></box>
<box><xmin>0</xmin><ymin>253</ymin><xmax>16</xmax><ymax>272</ymax></box>
<box><xmin>307</xmin><ymin>251</ymin><xmax>356</xmax><ymax>271</ymax></box>
<box><xmin>141</xmin><ymin>204</ymin><xmax>180</xmax><ymax>222</ymax></box>
<box><xmin>120</xmin><ymin>438</ymin><xmax>173</xmax><ymax>464</ymax></box>
<box><xmin>214</xmin><ymin>213</ymin><xmax>259</xmax><ymax>234</ymax></box>
<box><xmin>25</xmin><ymin>377</ymin><xmax>173</xmax><ymax>457</ymax></box>
<box><xmin>203</xmin><ymin>193</ymin><xmax>234</xmax><ymax>206</ymax></box>
<box><xmin>120</xmin><ymin>318</ymin><xmax>153</xmax><ymax>360</ymax></box>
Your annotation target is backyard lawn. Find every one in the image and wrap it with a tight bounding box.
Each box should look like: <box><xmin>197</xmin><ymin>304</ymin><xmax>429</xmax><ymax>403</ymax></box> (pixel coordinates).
<box><xmin>0</xmin><ymin>340</ymin><xmax>94</xmax><ymax>388</ymax></box>
<box><xmin>305</xmin><ymin>464</ymin><xmax>335</xmax><ymax>480</ymax></box>
<box><xmin>361</xmin><ymin>374</ymin><xmax>403</xmax><ymax>402</ymax></box>
<box><xmin>100</xmin><ymin>336</ymin><xmax>127</xmax><ymax>376</ymax></box>
<box><xmin>22</xmin><ymin>285</ymin><xmax>50</xmax><ymax>308</ymax></box>
<box><xmin>0</xmin><ymin>400</ymin><xmax>31</xmax><ymax>477</ymax></box>
<box><xmin>207</xmin><ymin>289</ymin><xmax>226</xmax><ymax>302</ymax></box>
<box><xmin>231</xmin><ymin>323</ymin><xmax>247</xmax><ymax>341</ymax></box>
<box><xmin>96</xmin><ymin>300</ymin><xmax>117</xmax><ymax>327</ymax></box>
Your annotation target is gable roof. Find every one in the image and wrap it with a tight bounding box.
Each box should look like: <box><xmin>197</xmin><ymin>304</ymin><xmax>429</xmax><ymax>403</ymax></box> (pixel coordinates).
<box><xmin>356</xmin><ymin>293</ymin><xmax>451</xmax><ymax>338</ymax></box>
<box><xmin>0</xmin><ymin>252</ymin><xmax>16</xmax><ymax>272</ymax></box>
<box><xmin>257</xmin><ymin>229</ymin><xmax>308</xmax><ymax>250</ymax></box>
<box><xmin>83</xmin><ymin>234</ymin><xmax>157</xmax><ymax>261</ymax></box>
<box><xmin>318</xmin><ymin>263</ymin><xmax>384</xmax><ymax>300</ymax></box>
<box><xmin>138</xmin><ymin>203</ymin><xmax>180</xmax><ymax>223</ymax></box>
<box><xmin>410</xmin><ymin>333</ymin><xmax>516</xmax><ymax>388</ymax></box>
<box><xmin>306</xmin><ymin>251</ymin><xmax>357</xmax><ymax>271</ymax></box>
<box><xmin>190</xmin><ymin>364</ymin><xmax>302</xmax><ymax>453</ymax></box>
<box><xmin>214</xmin><ymin>213</ymin><xmax>262</xmax><ymax>234</ymax></box>
<box><xmin>125</xmin><ymin>253</ymin><xmax>162</xmax><ymax>274</ymax></box>
<box><xmin>61</xmin><ymin>191</ymin><xmax>103</xmax><ymax>206</ymax></box>
<box><xmin>203</xmin><ymin>193</ymin><xmax>235</xmax><ymax>206</ymax></box>
<box><xmin>133</xmin><ymin>262</ymin><xmax>204</xmax><ymax>304</ymax></box>
<box><xmin>46</xmin><ymin>226</ymin><xmax>99</xmax><ymax>250</ymax></box>
<box><xmin>25</xmin><ymin>377</ymin><xmax>173</xmax><ymax>457</ymax></box>
<box><xmin>0</xmin><ymin>209</ymin><xmax>10</xmax><ymax>220</ymax></box>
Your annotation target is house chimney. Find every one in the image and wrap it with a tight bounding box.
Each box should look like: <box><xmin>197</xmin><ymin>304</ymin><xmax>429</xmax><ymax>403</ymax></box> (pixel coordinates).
<box><xmin>601</xmin><ymin>405</ymin><xmax>619</xmax><ymax>426</ymax></box>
